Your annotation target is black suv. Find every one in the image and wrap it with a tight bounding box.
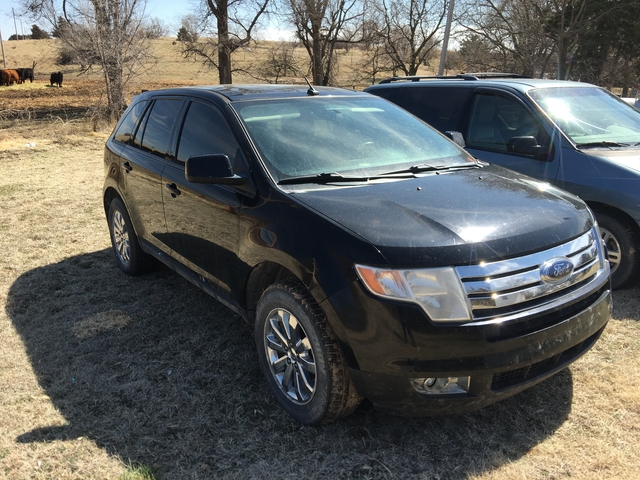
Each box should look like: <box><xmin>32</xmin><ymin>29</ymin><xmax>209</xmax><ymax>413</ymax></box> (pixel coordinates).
<box><xmin>103</xmin><ymin>85</ymin><xmax>611</xmax><ymax>424</ymax></box>
<box><xmin>365</xmin><ymin>74</ymin><xmax>640</xmax><ymax>289</ymax></box>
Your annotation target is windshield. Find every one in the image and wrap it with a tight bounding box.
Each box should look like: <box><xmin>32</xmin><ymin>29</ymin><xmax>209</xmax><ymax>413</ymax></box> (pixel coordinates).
<box><xmin>529</xmin><ymin>86</ymin><xmax>640</xmax><ymax>145</ymax></box>
<box><xmin>232</xmin><ymin>96</ymin><xmax>471</xmax><ymax>183</ymax></box>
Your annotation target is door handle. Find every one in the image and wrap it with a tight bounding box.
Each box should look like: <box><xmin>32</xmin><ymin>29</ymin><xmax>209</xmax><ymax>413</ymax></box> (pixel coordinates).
<box><xmin>164</xmin><ymin>183</ymin><xmax>181</xmax><ymax>197</ymax></box>
<box><xmin>122</xmin><ymin>161</ymin><xmax>133</xmax><ymax>172</ymax></box>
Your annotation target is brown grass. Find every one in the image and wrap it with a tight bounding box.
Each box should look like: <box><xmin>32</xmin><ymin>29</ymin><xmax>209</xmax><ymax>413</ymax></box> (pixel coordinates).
<box><xmin>1</xmin><ymin>38</ymin><xmax>640</xmax><ymax>480</ymax></box>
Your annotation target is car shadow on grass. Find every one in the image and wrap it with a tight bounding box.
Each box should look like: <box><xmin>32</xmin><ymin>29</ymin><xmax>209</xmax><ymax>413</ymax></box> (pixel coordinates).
<box><xmin>7</xmin><ymin>250</ymin><xmax>573</xmax><ymax>479</ymax></box>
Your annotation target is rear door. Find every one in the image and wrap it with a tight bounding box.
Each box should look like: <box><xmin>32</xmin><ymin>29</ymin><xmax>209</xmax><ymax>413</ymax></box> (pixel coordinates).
<box><xmin>116</xmin><ymin>97</ymin><xmax>185</xmax><ymax>253</ymax></box>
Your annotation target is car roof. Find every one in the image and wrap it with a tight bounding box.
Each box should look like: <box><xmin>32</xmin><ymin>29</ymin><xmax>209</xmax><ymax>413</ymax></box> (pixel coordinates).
<box><xmin>136</xmin><ymin>84</ymin><xmax>366</xmax><ymax>103</ymax></box>
<box><xmin>366</xmin><ymin>75</ymin><xmax>591</xmax><ymax>93</ymax></box>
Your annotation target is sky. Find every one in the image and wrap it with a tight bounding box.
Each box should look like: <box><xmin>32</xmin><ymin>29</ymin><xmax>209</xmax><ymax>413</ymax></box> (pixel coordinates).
<box><xmin>1</xmin><ymin>0</ymin><xmax>192</xmax><ymax>40</ymax></box>
<box><xmin>0</xmin><ymin>0</ymin><xmax>292</xmax><ymax>43</ymax></box>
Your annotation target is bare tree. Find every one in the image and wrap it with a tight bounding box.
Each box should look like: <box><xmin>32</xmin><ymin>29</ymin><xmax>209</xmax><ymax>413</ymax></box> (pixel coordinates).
<box><xmin>372</xmin><ymin>0</ymin><xmax>447</xmax><ymax>76</ymax></box>
<box><xmin>23</xmin><ymin>0</ymin><xmax>154</xmax><ymax>121</ymax></box>
<box><xmin>361</xmin><ymin>44</ymin><xmax>393</xmax><ymax>83</ymax></box>
<box><xmin>257</xmin><ymin>41</ymin><xmax>301</xmax><ymax>83</ymax></box>
<box><xmin>177</xmin><ymin>0</ymin><xmax>269</xmax><ymax>84</ymax></box>
<box><xmin>458</xmin><ymin>0</ymin><xmax>629</xmax><ymax>79</ymax></box>
<box><xmin>458</xmin><ymin>0</ymin><xmax>556</xmax><ymax>77</ymax></box>
<box><xmin>286</xmin><ymin>0</ymin><xmax>361</xmax><ymax>85</ymax></box>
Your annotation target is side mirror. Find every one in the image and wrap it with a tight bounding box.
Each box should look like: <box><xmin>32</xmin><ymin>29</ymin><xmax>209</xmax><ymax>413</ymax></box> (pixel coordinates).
<box><xmin>185</xmin><ymin>154</ymin><xmax>245</xmax><ymax>185</ymax></box>
<box><xmin>445</xmin><ymin>130</ymin><xmax>466</xmax><ymax>148</ymax></box>
<box><xmin>507</xmin><ymin>136</ymin><xmax>549</xmax><ymax>160</ymax></box>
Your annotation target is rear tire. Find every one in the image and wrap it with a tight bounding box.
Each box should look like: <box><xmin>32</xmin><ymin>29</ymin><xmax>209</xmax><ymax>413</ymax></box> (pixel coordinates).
<box><xmin>255</xmin><ymin>282</ymin><xmax>362</xmax><ymax>425</ymax></box>
<box><xmin>108</xmin><ymin>198</ymin><xmax>154</xmax><ymax>276</ymax></box>
<box><xmin>595</xmin><ymin>212</ymin><xmax>639</xmax><ymax>289</ymax></box>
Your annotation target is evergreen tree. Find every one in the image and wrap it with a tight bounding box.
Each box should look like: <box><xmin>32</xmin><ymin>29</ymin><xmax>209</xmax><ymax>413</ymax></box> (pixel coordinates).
<box><xmin>31</xmin><ymin>24</ymin><xmax>50</xmax><ymax>39</ymax></box>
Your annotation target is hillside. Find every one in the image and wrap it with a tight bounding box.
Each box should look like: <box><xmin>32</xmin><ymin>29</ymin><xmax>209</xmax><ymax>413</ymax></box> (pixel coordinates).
<box><xmin>1</xmin><ymin>37</ymin><xmax>438</xmax><ymax>120</ymax></box>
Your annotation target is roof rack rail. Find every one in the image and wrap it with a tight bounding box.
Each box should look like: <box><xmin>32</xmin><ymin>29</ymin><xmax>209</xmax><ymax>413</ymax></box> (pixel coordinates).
<box><xmin>377</xmin><ymin>72</ymin><xmax>533</xmax><ymax>84</ymax></box>
<box><xmin>464</xmin><ymin>72</ymin><xmax>534</xmax><ymax>79</ymax></box>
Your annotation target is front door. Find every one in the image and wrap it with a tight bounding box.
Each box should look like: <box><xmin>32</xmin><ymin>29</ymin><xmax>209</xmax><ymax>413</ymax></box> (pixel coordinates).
<box><xmin>161</xmin><ymin>100</ymin><xmax>247</xmax><ymax>298</ymax></box>
<box><xmin>464</xmin><ymin>91</ymin><xmax>560</xmax><ymax>182</ymax></box>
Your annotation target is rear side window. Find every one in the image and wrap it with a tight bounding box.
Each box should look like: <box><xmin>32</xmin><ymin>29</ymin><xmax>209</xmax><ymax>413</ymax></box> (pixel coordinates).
<box><xmin>140</xmin><ymin>99</ymin><xmax>184</xmax><ymax>158</ymax></box>
<box><xmin>176</xmin><ymin>102</ymin><xmax>241</xmax><ymax>164</ymax></box>
<box><xmin>113</xmin><ymin>100</ymin><xmax>148</xmax><ymax>143</ymax></box>
<box><xmin>394</xmin><ymin>86</ymin><xmax>470</xmax><ymax>132</ymax></box>
<box><xmin>370</xmin><ymin>87</ymin><xmax>397</xmax><ymax>102</ymax></box>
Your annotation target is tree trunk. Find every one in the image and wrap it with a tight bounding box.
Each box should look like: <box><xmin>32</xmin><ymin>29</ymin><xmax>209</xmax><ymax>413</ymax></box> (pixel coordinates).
<box><xmin>217</xmin><ymin>4</ymin><xmax>232</xmax><ymax>84</ymax></box>
<box><xmin>312</xmin><ymin>26</ymin><xmax>324</xmax><ymax>85</ymax></box>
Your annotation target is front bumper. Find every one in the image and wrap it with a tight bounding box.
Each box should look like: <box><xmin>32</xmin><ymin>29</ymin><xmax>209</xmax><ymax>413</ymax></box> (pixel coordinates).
<box><xmin>322</xmin><ymin>280</ymin><xmax>611</xmax><ymax>416</ymax></box>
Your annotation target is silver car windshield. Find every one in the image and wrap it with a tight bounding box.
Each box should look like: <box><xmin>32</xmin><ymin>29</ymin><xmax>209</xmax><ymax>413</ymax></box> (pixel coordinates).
<box><xmin>529</xmin><ymin>86</ymin><xmax>640</xmax><ymax>145</ymax></box>
<box><xmin>232</xmin><ymin>96</ymin><xmax>473</xmax><ymax>183</ymax></box>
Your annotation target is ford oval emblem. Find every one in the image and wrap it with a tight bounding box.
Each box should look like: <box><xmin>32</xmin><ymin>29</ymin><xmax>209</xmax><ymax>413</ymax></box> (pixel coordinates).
<box><xmin>540</xmin><ymin>257</ymin><xmax>574</xmax><ymax>284</ymax></box>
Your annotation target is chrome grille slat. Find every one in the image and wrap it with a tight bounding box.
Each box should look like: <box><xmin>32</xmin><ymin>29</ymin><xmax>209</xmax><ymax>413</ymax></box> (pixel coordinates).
<box><xmin>456</xmin><ymin>229</ymin><xmax>595</xmax><ymax>279</ymax></box>
<box><xmin>569</xmin><ymin>244</ymin><xmax>598</xmax><ymax>269</ymax></box>
<box><xmin>456</xmin><ymin>228</ymin><xmax>606</xmax><ymax>320</ymax></box>
<box><xmin>465</xmin><ymin>268</ymin><xmax>540</xmax><ymax>295</ymax></box>
<box><xmin>462</xmin><ymin>270</ymin><xmax>609</xmax><ymax>326</ymax></box>
<box><xmin>469</xmin><ymin>259</ymin><xmax>601</xmax><ymax>309</ymax></box>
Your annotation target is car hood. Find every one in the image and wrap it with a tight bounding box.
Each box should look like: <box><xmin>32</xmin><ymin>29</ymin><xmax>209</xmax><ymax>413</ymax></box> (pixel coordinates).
<box><xmin>290</xmin><ymin>166</ymin><xmax>593</xmax><ymax>266</ymax></box>
<box><xmin>586</xmin><ymin>149</ymin><xmax>640</xmax><ymax>175</ymax></box>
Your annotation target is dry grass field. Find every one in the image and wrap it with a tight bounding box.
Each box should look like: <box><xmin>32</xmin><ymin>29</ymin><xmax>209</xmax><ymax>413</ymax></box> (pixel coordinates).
<box><xmin>1</xmin><ymin>38</ymin><xmax>640</xmax><ymax>479</ymax></box>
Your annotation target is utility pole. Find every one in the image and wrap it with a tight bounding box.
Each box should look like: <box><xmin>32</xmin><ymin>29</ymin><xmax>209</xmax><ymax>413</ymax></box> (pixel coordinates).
<box><xmin>437</xmin><ymin>0</ymin><xmax>455</xmax><ymax>76</ymax></box>
<box><xmin>0</xmin><ymin>28</ymin><xmax>6</xmax><ymax>68</ymax></box>
<box><xmin>13</xmin><ymin>8</ymin><xmax>19</xmax><ymax>40</ymax></box>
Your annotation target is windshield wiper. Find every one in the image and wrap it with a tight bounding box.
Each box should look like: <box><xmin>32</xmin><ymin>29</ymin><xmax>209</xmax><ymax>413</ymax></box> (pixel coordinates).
<box><xmin>378</xmin><ymin>162</ymin><xmax>478</xmax><ymax>176</ymax></box>
<box><xmin>278</xmin><ymin>172</ymin><xmax>371</xmax><ymax>185</ymax></box>
<box><xmin>575</xmin><ymin>141</ymin><xmax>627</xmax><ymax>149</ymax></box>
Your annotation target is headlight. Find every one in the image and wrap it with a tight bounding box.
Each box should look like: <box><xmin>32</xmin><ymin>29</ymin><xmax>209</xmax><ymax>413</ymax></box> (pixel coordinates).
<box><xmin>355</xmin><ymin>264</ymin><xmax>472</xmax><ymax>322</ymax></box>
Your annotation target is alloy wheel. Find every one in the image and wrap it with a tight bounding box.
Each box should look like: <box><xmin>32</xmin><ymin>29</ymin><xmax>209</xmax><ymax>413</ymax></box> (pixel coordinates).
<box><xmin>601</xmin><ymin>227</ymin><xmax>621</xmax><ymax>275</ymax></box>
<box><xmin>112</xmin><ymin>210</ymin><xmax>131</xmax><ymax>266</ymax></box>
<box><xmin>263</xmin><ymin>308</ymin><xmax>317</xmax><ymax>404</ymax></box>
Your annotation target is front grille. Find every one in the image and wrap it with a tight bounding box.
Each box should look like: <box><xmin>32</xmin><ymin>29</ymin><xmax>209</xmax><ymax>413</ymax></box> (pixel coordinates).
<box><xmin>455</xmin><ymin>227</ymin><xmax>606</xmax><ymax>323</ymax></box>
<box><xmin>491</xmin><ymin>327</ymin><xmax>604</xmax><ymax>390</ymax></box>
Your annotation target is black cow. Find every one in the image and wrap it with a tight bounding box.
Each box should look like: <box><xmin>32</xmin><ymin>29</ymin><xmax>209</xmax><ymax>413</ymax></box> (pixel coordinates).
<box><xmin>16</xmin><ymin>61</ymin><xmax>36</xmax><ymax>83</ymax></box>
<box><xmin>50</xmin><ymin>71</ymin><xmax>63</xmax><ymax>87</ymax></box>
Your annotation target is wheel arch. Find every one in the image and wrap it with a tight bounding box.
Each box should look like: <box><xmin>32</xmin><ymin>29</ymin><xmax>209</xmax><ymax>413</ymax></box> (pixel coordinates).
<box><xmin>103</xmin><ymin>186</ymin><xmax>123</xmax><ymax>218</ymax></box>
<box><xmin>244</xmin><ymin>261</ymin><xmax>360</xmax><ymax>370</ymax></box>
<box><xmin>103</xmin><ymin>188</ymin><xmax>148</xmax><ymax>254</ymax></box>
<box><xmin>588</xmin><ymin>201</ymin><xmax>640</xmax><ymax>238</ymax></box>
<box><xmin>588</xmin><ymin>201</ymin><xmax>640</xmax><ymax>288</ymax></box>
<box><xmin>245</xmin><ymin>261</ymin><xmax>298</xmax><ymax>323</ymax></box>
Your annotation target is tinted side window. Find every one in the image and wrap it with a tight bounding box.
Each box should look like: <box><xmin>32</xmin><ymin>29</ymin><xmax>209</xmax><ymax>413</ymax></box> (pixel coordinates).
<box><xmin>140</xmin><ymin>99</ymin><xmax>184</xmax><ymax>158</ymax></box>
<box><xmin>394</xmin><ymin>87</ymin><xmax>470</xmax><ymax>132</ymax></box>
<box><xmin>176</xmin><ymin>102</ymin><xmax>240</xmax><ymax>164</ymax></box>
<box><xmin>113</xmin><ymin>100</ymin><xmax>148</xmax><ymax>143</ymax></box>
<box><xmin>133</xmin><ymin>106</ymin><xmax>150</xmax><ymax>148</ymax></box>
<box><xmin>466</xmin><ymin>93</ymin><xmax>549</xmax><ymax>152</ymax></box>
<box><xmin>371</xmin><ymin>87</ymin><xmax>397</xmax><ymax>102</ymax></box>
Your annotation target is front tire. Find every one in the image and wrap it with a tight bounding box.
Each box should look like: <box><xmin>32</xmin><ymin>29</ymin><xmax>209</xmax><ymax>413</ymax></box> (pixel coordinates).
<box><xmin>596</xmin><ymin>212</ymin><xmax>639</xmax><ymax>289</ymax></box>
<box><xmin>108</xmin><ymin>198</ymin><xmax>154</xmax><ymax>276</ymax></box>
<box><xmin>255</xmin><ymin>282</ymin><xmax>361</xmax><ymax>425</ymax></box>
